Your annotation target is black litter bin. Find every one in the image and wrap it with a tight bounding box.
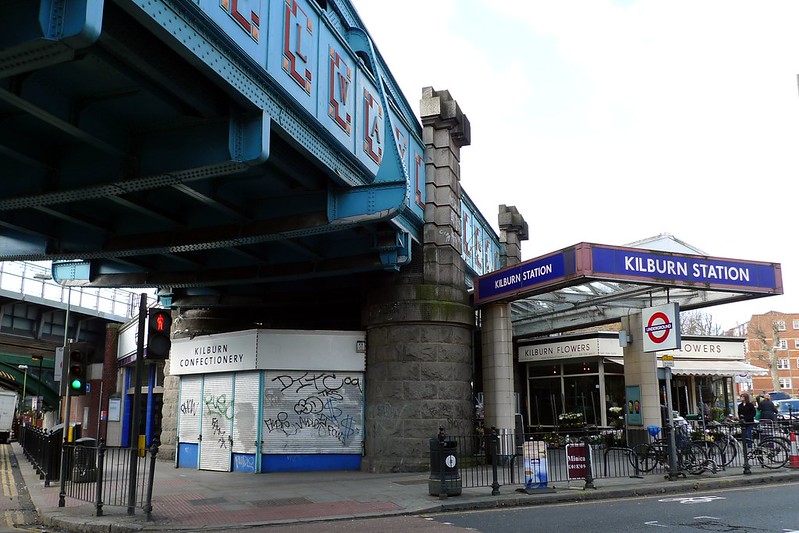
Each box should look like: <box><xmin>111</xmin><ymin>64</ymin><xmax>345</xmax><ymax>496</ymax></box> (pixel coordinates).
<box><xmin>72</xmin><ymin>437</ymin><xmax>98</xmax><ymax>483</ymax></box>
<box><xmin>428</xmin><ymin>434</ymin><xmax>462</xmax><ymax>496</ymax></box>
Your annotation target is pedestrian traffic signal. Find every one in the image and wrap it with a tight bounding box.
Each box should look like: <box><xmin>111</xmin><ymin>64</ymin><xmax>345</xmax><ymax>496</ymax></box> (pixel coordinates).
<box><xmin>146</xmin><ymin>308</ymin><xmax>172</xmax><ymax>360</ymax></box>
<box><xmin>67</xmin><ymin>342</ymin><xmax>89</xmax><ymax>396</ymax></box>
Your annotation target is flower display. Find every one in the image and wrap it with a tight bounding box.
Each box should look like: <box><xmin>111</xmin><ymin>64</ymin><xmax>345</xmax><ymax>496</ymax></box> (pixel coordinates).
<box><xmin>558</xmin><ymin>412</ymin><xmax>585</xmax><ymax>428</ymax></box>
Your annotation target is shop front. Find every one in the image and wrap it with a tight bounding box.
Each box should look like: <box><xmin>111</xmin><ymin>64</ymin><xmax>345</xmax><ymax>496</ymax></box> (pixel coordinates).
<box><xmin>171</xmin><ymin>329</ymin><xmax>366</xmax><ymax>473</ymax></box>
<box><xmin>518</xmin><ymin>332</ymin><xmax>766</xmax><ymax>429</ymax></box>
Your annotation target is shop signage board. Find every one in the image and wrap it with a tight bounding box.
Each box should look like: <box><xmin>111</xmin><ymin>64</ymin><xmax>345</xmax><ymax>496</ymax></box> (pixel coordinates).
<box><xmin>566</xmin><ymin>443</ymin><xmax>592</xmax><ymax>481</ymax></box>
<box><xmin>524</xmin><ymin>441</ymin><xmax>548</xmax><ymax>489</ymax></box>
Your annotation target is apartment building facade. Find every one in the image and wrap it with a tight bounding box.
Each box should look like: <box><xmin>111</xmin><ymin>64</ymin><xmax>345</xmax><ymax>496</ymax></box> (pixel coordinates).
<box><xmin>742</xmin><ymin>311</ymin><xmax>799</xmax><ymax>397</ymax></box>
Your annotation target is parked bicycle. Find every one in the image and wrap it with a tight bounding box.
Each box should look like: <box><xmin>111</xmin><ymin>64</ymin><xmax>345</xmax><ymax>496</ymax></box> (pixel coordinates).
<box><xmin>692</xmin><ymin>422</ymin><xmax>738</xmax><ymax>468</ymax></box>
<box><xmin>696</xmin><ymin>419</ymin><xmax>790</xmax><ymax>470</ymax></box>
<box><xmin>742</xmin><ymin>422</ymin><xmax>790</xmax><ymax>469</ymax></box>
<box><xmin>629</xmin><ymin>424</ymin><xmax>718</xmax><ymax>475</ymax></box>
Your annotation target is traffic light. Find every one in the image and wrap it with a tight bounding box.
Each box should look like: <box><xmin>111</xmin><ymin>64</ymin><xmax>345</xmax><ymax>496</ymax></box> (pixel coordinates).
<box><xmin>146</xmin><ymin>308</ymin><xmax>172</xmax><ymax>360</ymax></box>
<box><xmin>66</xmin><ymin>342</ymin><xmax>89</xmax><ymax>396</ymax></box>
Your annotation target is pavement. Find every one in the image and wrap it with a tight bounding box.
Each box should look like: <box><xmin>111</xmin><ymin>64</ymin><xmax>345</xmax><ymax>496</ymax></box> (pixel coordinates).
<box><xmin>10</xmin><ymin>442</ymin><xmax>799</xmax><ymax>533</ymax></box>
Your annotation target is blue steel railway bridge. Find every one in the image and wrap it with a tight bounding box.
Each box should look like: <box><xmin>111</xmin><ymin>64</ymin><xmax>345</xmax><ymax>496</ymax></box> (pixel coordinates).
<box><xmin>0</xmin><ymin>0</ymin><xmax>506</xmax><ymax>471</ymax></box>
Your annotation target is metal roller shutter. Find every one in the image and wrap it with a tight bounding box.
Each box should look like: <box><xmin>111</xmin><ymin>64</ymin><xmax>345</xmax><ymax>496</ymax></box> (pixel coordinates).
<box><xmin>232</xmin><ymin>371</ymin><xmax>260</xmax><ymax>454</ymax></box>
<box><xmin>261</xmin><ymin>371</ymin><xmax>364</xmax><ymax>455</ymax></box>
<box><xmin>178</xmin><ymin>375</ymin><xmax>202</xmax><ymax>443</ymax></box>
<box><xmin>199</xmin><ymin>373</ymin><xmax>234</xmax><ymax>471</ymax></box>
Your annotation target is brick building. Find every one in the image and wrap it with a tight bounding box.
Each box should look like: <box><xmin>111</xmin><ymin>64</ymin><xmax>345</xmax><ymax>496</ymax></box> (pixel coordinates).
<box><xmin>742</xmin><ymin>311</ymin><xmax>799</xmax><ymax>397</ymax></box>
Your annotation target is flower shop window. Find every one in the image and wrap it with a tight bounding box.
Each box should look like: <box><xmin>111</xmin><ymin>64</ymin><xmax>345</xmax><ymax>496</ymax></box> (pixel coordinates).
<box><xmin>563</xmin><ymin>361</ymin><xmax>598</xmax><ymax>375</ymax></box>
<box><xmin>563</xmin><ymin>375</ymin><xmax>600</xmax><ymax>426</ymax></box>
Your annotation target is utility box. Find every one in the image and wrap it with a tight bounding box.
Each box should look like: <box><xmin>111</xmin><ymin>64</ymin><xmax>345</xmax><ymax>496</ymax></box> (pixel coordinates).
<box><xmin>71</xmin><ymin>437</ymin><xmax>97</xmax><ymax>483</ymax></box>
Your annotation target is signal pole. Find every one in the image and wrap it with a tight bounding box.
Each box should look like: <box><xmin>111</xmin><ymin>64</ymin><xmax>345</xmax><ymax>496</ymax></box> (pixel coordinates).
<box><xmin>58</xmin><ymin>360</ymin><xmax>73</xmax><ymax>507</ymax></box>
<box><xmin>127</xmin><ymin>293</ymin><xmax>147</xmax><ymax>515</ymax></box>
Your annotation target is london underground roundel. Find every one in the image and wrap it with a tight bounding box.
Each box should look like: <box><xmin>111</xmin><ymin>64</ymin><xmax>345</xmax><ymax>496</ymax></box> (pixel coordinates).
<box><xmin>641</xmin><ymin>303</ymin><xmax>681</xmax><ymax>352</ymax></box>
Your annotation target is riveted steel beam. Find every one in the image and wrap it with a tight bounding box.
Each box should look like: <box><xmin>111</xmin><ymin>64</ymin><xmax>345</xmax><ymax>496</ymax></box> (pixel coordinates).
<box><xmin>0</xmin><ymin>0</ymin><xmax>103</xmax><ymax>79</ymax></box>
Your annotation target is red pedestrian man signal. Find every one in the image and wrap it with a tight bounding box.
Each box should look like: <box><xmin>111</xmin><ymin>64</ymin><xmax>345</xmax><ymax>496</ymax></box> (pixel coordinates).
<box><xmin>146</xmin><ymin>308</ymin><xmax>172</xmax><ymax>360</ymax></box>
<box><xmin>154</xmin><ymin>312</ymin><xmax>166</xmax><ymax>331</ymax></box>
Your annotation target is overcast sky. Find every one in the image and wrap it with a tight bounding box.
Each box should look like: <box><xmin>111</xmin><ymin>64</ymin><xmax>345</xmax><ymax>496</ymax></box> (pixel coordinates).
<box><xmin>350</xmin><ymin>0</ymin><xmax>799</xmax><ymax>331</ymax></box>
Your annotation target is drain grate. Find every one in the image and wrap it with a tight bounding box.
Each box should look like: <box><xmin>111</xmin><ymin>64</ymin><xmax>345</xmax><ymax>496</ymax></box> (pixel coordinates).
<box><xmin>256</xmin><ymin>497</ymin><xmax>313</xmax><ymax>506</ymax></box>
<box><xmin>189</xmin><ymin>497</ymin><xmax>227</xmax><ymax>506</ymax></box>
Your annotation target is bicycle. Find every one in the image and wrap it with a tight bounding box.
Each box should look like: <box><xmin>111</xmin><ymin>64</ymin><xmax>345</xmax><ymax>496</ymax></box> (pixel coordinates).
<box><xmin>629</xmin><ymin>425</ymin><xmax>717</xmax><ymax>475</ymax></box>
<box><xmin>743</xmin><ymin>425</ymin><xmax>790</xmax><ymax>469</ymax></box>
<box><xmin>692</xmin><ymin>422</ymin><xmax>738</xmax><ymax>468</ymax></box>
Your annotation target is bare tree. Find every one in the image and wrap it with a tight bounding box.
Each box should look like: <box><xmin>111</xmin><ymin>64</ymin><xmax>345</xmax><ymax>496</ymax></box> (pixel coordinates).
<box><xmin>750</xmin><ymin>317</ymin><xmax>782</xmax><ymax>392</ymax></box>
<box><xmin>680</xmin><ymin>311</ymin><xmax>723</xmax><ymax>336</ymax></box>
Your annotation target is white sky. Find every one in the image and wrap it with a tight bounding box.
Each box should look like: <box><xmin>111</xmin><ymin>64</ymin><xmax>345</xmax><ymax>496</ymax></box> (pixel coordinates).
<box><xmin>350</xmin><ymin>0</ymin><xmax>799</xmax><ymax>331</ymax></box>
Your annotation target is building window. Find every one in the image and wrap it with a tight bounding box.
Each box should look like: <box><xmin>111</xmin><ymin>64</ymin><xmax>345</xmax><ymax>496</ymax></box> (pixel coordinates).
<box><xmin>779</xmin><ymin>378</ymin><xmax>792</xmax><ymax>390</ymax></box>
<box><xmin>793</xmin><ymin>319</ymin><xmax>799</xmax><ymax>330</ymax></box>
<box><xmin>778</xmin><ymin>359</ymin><xmax>790</xmax><ymax>370</ymax></box>
<box><xmin>795</xmin><ymin>339</ymin><xmax>799</xmax><ymax>349</ymax></box>
<box><xmin>777</xmin><ymin>339</ymin><xmax>788</xmax><ymax>350</ymax></box>
<box><xmin>775</xmin><ymin>320</ymin><xmax>787</xmax><ymax>331</ymax></box>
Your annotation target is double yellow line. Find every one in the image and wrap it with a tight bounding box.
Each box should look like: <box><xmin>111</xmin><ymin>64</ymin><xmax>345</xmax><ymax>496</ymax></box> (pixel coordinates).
<box><xmin>0</xmin><ymin>445</ymin><xmax>23</xmax><ymax>529</ymax></box>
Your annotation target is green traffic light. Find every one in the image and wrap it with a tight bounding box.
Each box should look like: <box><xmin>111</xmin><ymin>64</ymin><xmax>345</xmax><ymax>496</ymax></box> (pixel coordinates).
<box><xmin>70</xmin><ymin>379</ymin><xmax>83</xmax><ymax>390</ymax></box>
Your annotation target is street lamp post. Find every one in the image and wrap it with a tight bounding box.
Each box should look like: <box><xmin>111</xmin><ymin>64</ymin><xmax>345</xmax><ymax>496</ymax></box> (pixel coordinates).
<box><xmin>31</xmin><ymin>355</ymin><xmax>43</xmax><ymax>425</ymax></box>
<box><xmin>17</xmin><ymin>365</ymin><xmax>28</xmax><ymax>419</ymax></box>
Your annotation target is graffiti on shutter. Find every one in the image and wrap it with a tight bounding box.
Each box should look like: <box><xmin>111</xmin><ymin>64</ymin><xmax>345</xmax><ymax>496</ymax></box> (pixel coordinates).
<box><xmin>262</xmin><ymin>371</ymin><xmax>364</xmax><ymax>454</ymax></box>
<box><xmin>178</xmin><ymin>375</ymin><xmax>202</xmax><ymax>443</ymax></box>
<box><xmin>199</xmin><ymin>373</ymin><xmax>234</xmax><ymax>471</ymax></box>
<box><xmin>232</xmin><ymin>371</ymin><xmax>259</xmax><ymax>455</ymax></box>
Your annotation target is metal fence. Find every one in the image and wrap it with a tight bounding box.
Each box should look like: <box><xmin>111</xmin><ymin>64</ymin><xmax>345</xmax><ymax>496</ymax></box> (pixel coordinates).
<box><xmin>0</xmin><ymin>260</ymin><xmax>143</xmax><ymax>321</ymax></box>
<box><xmin>18</xmin><ymin>425</ymin><xmax>158</xmax><ymax>518</ymax></box>
<box><xmin>440</xmin><ymin>419</ymin><xmax>799</xmax><ymax>493</ymax></box>
<box><xmin>18</xmin><ymin>424</ymin><xmax>62</xmax><ymax>485</ymax></box>
<box><xmin>60</xmin><ymin>441</ymin><xmax>157</xmax><ymax>517</ymax></box>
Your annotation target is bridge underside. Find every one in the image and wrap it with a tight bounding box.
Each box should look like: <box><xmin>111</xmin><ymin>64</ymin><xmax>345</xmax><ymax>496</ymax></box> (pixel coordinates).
<box><xmin>0</xmin><ymin>1</ymin><xmax>414</xmax><ymax>328</ymax></box>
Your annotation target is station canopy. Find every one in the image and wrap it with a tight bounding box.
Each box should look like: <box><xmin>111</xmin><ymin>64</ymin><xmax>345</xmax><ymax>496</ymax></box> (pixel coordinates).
<box><xmin>474</xmin><ymin>235</ymin><xmax>783</xmax><ymax>338</ymax></box>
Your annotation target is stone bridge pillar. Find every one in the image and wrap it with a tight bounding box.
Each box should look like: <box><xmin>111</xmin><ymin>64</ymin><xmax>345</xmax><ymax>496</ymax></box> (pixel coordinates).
<box><xmin>481</xmin><ymin>206</ymin><xmax>528</xmax><ymax>435</ymax></box>
<box><xmin>361</xmin><ymin>88</ymin><xmax>474</xmax><ymax>472</ymax></box>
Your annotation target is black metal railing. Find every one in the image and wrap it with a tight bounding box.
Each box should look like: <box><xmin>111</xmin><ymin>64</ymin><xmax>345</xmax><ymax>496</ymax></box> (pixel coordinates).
<box><xmin>18</xmin><ymin>424</ymin><xmax>63</xmax><ymax>486</ymax></box>
<box><xmin>17</xmin><ymin>426</ymin><xmax>159</xmax><ymax>518</ymax></box>
<box><xmin>435</xmin><ymin>419</ymin><xmax>798</xmax><ymax>494</ymax></box>
<box><xmin>59</xmin><ymin>440</ymin><xmax>157</xmax><ymax>517</ymax></box>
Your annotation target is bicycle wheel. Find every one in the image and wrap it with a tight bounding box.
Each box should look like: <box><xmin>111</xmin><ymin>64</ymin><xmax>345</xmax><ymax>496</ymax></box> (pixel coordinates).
<box><xmin>692</xmin><ymin>440</ymin><xmax>726</xmax><ymax>470</ymax></box>
<box><xmin>682</xmin><ymin>442</ymin><xmax>709</xmax><ymax>475</ymax></box>
<box><xmin>757</xmin><ymin>438</ymin><xmax>789</xmax><ymax>469</ymax></box>
<box><xmin>630</xmin><ymin>442</ymin><xmax>660</xmax><ymax>473</ymax></box>
<box><xmin>715</xmin><ymin>435</ymin><xmax>738</xmax><ymax>467</ymax></box>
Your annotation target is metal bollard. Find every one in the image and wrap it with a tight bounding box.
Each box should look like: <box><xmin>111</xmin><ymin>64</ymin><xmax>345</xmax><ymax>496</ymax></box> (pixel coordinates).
<box><xmin>742</xmin><ymin>422</ymin><xmax>751</xmax><ymax>475</ymax></box>
<box><xmin>583</xmin><ymin>433</ymin><xmax>596</xmax><ymax>489</ymax></box>
<box><xmin>438</xmin><ymin>427</ymin><xmax>448</xmax><ymax>500</ymax></box>
<box><xmin>490</xmin><ymin>427</ymin><xmax>500</xmax><ymax>496</ymax></box>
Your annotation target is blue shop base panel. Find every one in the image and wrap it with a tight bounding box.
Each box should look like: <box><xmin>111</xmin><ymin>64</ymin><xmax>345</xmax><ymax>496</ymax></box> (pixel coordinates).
<box><xmin>177</xmin><ymin>443</ymin><xmax>199</xmax><ymax>469</ymax></box>
<box><xmin>232</xmin><ymin>453</ymin><xmax>257</xmax><ymax>473</ymax></box>
<box><xmin>262</xmin><ymin>454</ymin><xmax>361</xmax><ymax>472</ymax></box>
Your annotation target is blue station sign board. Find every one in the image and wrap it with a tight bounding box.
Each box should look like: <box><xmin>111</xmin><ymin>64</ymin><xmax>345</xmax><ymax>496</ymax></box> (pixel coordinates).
<box><xmin>474</xmin><ymin>243</ymin><xmax>783</xmax><ymax>305</ymax></box>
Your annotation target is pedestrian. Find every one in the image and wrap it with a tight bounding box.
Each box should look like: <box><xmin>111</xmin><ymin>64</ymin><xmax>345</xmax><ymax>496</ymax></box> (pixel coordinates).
<box><xmin>757</xmin><ymin>393</ymin><xmax>778</xmax><ymax>422</ymax></box>
<box><xmin>737</xmin><ymin>392</ymin><xmax>757</xmax><ymax>445</ymax></box>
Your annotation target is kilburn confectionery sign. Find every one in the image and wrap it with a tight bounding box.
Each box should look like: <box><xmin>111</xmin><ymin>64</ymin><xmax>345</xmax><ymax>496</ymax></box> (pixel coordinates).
<box><xmin>474</xmin><ymin>242</ymin><xmax>782</xmax><ymax>305</ymax></box>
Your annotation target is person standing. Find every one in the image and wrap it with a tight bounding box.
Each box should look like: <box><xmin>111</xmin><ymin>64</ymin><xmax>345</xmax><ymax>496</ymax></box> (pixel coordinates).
<box><xmin>737</xmin><ymin>392</ymin><xmax>757</xmax><ymax>446</ymax></box>
<box><xmin>758</xmin><ymin>394</ymin><xmax>778</xmax><ymax>422</ymax></box>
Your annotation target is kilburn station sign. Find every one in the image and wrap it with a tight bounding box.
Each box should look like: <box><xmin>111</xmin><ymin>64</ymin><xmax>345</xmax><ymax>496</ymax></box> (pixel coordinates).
<box><xmin>475</xmin><ymin>242</ymin><xmax>782</xmax><ymax>307</ymax></box>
